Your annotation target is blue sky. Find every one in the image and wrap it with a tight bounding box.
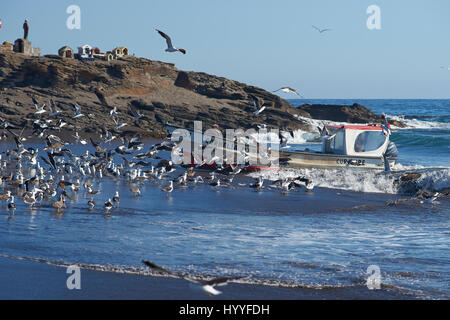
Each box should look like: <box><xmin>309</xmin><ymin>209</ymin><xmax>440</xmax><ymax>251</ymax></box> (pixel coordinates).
<box><xmin>1</xmin><ymin>0</ymin><xmax>449</xmax><ymax>98</ymax></box>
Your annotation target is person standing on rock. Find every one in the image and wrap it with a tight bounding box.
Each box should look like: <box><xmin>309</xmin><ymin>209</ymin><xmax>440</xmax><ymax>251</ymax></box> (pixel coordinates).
<box><xmin>23</xmin><ymin>19</ymin><xmax>29</xmax><ymax>40</ymax></box>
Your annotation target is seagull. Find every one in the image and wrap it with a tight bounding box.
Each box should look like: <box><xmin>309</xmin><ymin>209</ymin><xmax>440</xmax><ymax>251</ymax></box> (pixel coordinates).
<box><xmin>34</xmin><ymin>103</ymin><xmax>46</xmax><ymax>115</ymax></box>
<box><xmin>142</xmin><ymin>260</ymin><xmax>241</xmax><ymax>296</ymax></box>
<box><xmin>273</xmin><ymin>87</ymin><xmax>304</xmax><ymax>97</ymax></box>
<box><xmin>72</xmin><ymin>104</ymin><xmax>84</xmax><ymax>119</ymax></box>
<box><xmin>312</xmin><ymin>25</ymin><xmax>332</xmax><ymax>33</ymax></box>
<box><xmin>161</xmin><ymin>181</ymin><xmax>173</xmax><ymax>193</ymax></box>
<box><xmin>113</xmin><ymin>191</ymin><xmax>120</xmax><ymax>203</ymax></box>
<box><xmin>249</xmin><ymin>176</ymin><xmax>264</xmax><ymax>189</ymax></box>
<box><xmin>88</xmin><ymin>199</ymin><xmax>95</xmax><ymax>209</ymax></box>
<box><xmin>104</xmin><ymin>199</ymin><xmax>114</xmax><ymax>211</ymax></box>
<box><xmin>130</xmin><ymin>105</ymin><xmax>143</xmax><ymax>122</ymax></box>
<box><xmin>156</xmin><ymin>29</ymin><xmax>186</xmax><ymax>54</ymax></box>
<box><xmin>249</xmin><ymin>94</ymin><xmax>266</xmax><ymax>116</ymax></box>
<box><xmin>130</xmin><ymin>187</ymin><xmax>141</xmax><ymax>197</ymax></box>
<box><xmin>109</xmin><ymin>106</ymin><xmax>120</xmax><ymax>118</ymax></box>
<box><xmin>49</xmin><ymin>99</ymin><xmax>62</xmax><ymax>117</ymax></box>
<box><xmin>112</xmin><ymin>117</ymin><xmax>127</xmax><ymax>130</ymax></box>
<box><xmin>293</xmin><ymin>177</ymin><xmax>315</xmax><ymax>191</ymax></box>
<box><xmin>8</xmin><ymin>196</ymin><xmax>16</xmax><ymax>210</ymax></box>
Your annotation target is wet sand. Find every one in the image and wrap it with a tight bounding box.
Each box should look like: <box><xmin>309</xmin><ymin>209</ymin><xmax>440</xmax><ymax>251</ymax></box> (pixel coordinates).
<box><xmin>0</xmin><ymin>256</ymin><xmax>416</xmax><ymax>300</ymax></box>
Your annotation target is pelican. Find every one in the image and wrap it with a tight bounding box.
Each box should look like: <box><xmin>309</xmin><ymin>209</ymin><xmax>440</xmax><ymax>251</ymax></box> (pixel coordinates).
<box><xmin>156</xmin><ymin>29</ymin><xmax>186</xmax><ymax>54</ymax></box>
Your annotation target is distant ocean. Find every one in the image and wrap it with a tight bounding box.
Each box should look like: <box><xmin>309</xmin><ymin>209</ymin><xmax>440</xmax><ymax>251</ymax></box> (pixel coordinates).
<box><xmin>288</xmin><ymin>99</ymin><xmax>450</xmax><ymax>168</ymax></box>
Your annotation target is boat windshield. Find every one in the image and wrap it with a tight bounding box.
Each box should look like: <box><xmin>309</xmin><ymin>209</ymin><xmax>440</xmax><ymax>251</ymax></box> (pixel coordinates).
<box><xmin>326</xmin><ymin>130</ymin><xmax>346</xmax><ymax>154</ymax></box>
<box><xmin>354</xmin><ymin>131</ymin><xmax>387</xmax><ymax>153</ymax></box>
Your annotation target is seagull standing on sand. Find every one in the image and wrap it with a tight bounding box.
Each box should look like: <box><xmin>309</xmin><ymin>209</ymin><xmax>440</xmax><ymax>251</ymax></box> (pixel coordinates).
<box><xmin>312</xmin><ymin>25</ymin><xmax>332</xmax><ymax>33</ymax></box>
<box><xmin>156</xmin><ymin>29</ymin><xmax>186</xmax><ymax>54</ymax></box>
<box><xmin>273</xmin><ymin>87</ymin><xmax>304</xmax><ymax>98</ymax></box>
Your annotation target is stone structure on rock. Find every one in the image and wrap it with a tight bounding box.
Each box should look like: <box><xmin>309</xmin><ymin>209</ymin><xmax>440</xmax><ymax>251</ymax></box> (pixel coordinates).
<box><xmin>13</xmin><ymin>38</ymin><xmax>41</xmax><ymax>56</ymax></box>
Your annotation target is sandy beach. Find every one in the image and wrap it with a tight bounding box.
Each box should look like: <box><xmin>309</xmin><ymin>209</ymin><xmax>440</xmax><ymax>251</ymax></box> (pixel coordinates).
<box><xmin>0</xmin><ymin>256</ymin><xmax>418</xmax><ymax>300</ymax></box>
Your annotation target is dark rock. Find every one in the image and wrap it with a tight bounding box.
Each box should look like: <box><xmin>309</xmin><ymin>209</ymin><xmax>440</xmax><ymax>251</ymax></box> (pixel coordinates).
<box><xmin>400</xmin><ymin>172</ymin><xmax>422</xmax><ymax>182</ymax></box>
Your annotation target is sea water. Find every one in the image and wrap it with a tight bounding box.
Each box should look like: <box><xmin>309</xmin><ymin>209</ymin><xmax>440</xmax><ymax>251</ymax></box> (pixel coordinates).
<box><xmin>0</xmin><ymin>99</ymin><xmax>448</xmax><ymax>299</ymax></box>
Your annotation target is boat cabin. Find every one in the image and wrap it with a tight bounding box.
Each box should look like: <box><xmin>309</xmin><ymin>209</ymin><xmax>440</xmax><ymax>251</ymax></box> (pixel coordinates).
<box><xmin>323</xmin><ymin>124</ymin><xmax>390</xmax><ymax>158</ymax></box>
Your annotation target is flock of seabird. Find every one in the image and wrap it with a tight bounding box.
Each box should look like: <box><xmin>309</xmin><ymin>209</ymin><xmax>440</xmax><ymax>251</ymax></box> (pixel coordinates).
<box><xmin>0</xmin><ymin>94</ymin><xmax>315</xmax><ymax>215</ymax></box>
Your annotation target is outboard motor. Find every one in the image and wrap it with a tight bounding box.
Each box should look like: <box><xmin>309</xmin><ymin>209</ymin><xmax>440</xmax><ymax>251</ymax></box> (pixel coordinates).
<box><xmin>385</xmin><ymin>141</ymin><xmax>399</xmax><ymax>160</ymax></box>
<box><xmin>383</xmin><ymin>141</ymin><xmax>398</xmax><ymax>172</ymax></box>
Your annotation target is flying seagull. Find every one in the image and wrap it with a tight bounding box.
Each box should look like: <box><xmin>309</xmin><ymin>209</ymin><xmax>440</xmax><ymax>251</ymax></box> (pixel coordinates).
<box><xmin>249</xmin><ymin>94</ymin><xmax>266</xmax><ymax>116</ymax></box>
<box><xmin>312</xmin><ymin>25</ymin><xmax>332</xmax><ymax>33</ymax></box>
<box><xmin>142</xmin><ymin>260</ymin><xmax>242</xmax><ymax>296</ymax></box>
<box><xmin>156</xmin><ymin>29</ymin><xmax>186</xmax><ymax>54</ymax></box>
<box><xmin>72</xmin><ymin>103</ymin><xmax>84</xmax><ymax>119</ymax></box>
<box><xmin>273</xmin><ymin>87</ymin><xmax>304</xmax><ymax>97</ymax></box>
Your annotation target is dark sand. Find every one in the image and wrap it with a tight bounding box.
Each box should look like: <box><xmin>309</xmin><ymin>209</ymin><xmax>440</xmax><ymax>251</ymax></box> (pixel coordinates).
<box><xmin>0</xmin><ymin>256</ymin><xmax>414</xmax><ymax>300</ymax></box>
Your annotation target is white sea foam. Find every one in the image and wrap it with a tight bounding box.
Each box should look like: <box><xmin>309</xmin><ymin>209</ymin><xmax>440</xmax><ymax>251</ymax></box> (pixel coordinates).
<box><xmin>251</xmin><ymin>129</ymin><xmax>318</xmax><ymax>145</ymax></box>
<box><xmin>386</xmin><ymin>115</ymin><xmax>450</xmax><ymax>130</ymax></box>
<box><xmin>249</xmin><ymin>167</ymin><xmax>450</xmax><ymax>195</ymax></box>
<box><xmin>293</xmin><ymin>114</ymin><xmax>450</xmax><ymax>131</ymax></box>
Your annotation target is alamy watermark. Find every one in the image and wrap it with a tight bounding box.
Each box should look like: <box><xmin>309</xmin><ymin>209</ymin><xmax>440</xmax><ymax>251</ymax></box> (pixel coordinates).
<box><xmin>66</xmin><ymin>5</ymin><xmax>81</xmax><ymax>30</ymax></box>
<box><xmin>66</xmin><ymin>265</ymin><xmax>81</xmax><ymax>290</ymax></box>
<box><xmin>366</xmin><ymin>265</ymin><xmax>381</xmax><ymax>290</ymax></box>
<box><xmin>170</xmin><ymin>121</ymin><xmax>280</xmax><ymax>167</ymax></box>
<box><xmin>367</xmin><ymin>5</ymin><xmax>381</xmax><ymax>30</ymax></box>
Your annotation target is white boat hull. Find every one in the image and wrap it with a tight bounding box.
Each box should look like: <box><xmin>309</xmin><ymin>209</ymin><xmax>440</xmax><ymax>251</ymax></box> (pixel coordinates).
<box><xmin>280</xmin><ymin>150</ymin><xmax>396</xmax><ymax>170</ymax></box>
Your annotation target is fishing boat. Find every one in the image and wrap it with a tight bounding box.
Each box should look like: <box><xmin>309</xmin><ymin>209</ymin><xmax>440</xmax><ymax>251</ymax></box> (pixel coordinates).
<box><xmin>279</xmin><ymin>124</ymin><xmax>398</xmax><ymax>171</ymax></box>
<box><xmin>165</xmin><ymin>122</ymin><xmax>398</xmax><ymax>172</ymax></box>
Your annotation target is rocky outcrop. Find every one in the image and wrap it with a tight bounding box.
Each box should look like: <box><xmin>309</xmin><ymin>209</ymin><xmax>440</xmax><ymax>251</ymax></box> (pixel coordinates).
<box><xmin>0</xmin><ymin>52</ymin><xmax>311</xmax><ymax>136</ymax></box>
<box><xmin>297</xmin><ymin>103</ymin><xmax>383</xmax><ymax>123</ymax></box>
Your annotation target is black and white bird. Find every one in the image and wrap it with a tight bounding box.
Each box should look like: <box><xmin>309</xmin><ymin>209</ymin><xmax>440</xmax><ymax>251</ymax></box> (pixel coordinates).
<box><xmin>156</xmin><ymin>29</ymin><xmax>186</xmax><ymax>54</ymax></box>
<box><xmin>130</xmin><ymin>105</ymin><xmax>143</xmax><ymax>121</ymax></box>
<box><xmin>312</xmin><ymin>25</ymin><xmax>332</xmax><ymax>33</ymax></box>
<box><xmin>273</xmin><ymin>87</ymin><xmax>304</xmax><ymax>97</ymax></box>
<box><xmin>72</xmin><ymin>103</ymin><xmax>84</xmax><ymax>119</ymax></box>
<box><xmin>104</xmin><ymin>198</ymin><xmax>114</xmax><ymax>211</ymax></box>
<box><xmin>49</xmin><ymin>99</ymin><xmax>62</xmax><ymax>117</ymax></box>
<box><xmin>249</xmin><ymin>94</ymin><xmax>266</xmax><ymax>116</ymax></box>
<box><xmin>142</xmin><ymin>260</ymin><xmax>241</xmax><ymax>296</ymax></box>
<box><xmin>249</xmin><ymin>176</ymin><xmax>264</xmax><ymax>189</ymax></box>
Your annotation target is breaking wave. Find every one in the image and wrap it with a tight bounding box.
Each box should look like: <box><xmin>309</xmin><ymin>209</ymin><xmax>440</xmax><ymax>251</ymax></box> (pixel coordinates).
<box><xmin>250</xmin><ymin>167</ymin><xmax>450</xmax><ymax>195</ymax></box>
<box><xmin>292</xmin><ymin>114</ymin><xmax>450</xmax><ymax>131</ymax></box>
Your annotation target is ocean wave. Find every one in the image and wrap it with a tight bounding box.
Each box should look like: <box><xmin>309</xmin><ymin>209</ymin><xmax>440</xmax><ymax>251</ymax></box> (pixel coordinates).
<box><xmin>0</xmin><ymin>254</ymin><xmax>413</xmax><ymax>293</ymax></box>
<box><xmin>293</xmin><ymin>114</ymin><xmax>450</xmax><ymax>131</ymax></box>
<box><xmin>250</xmin><ymin>129</ymin><xmax>318</xmax><ymax>145</ymax></box>
<box><xmin>249</xmin><ymin>167</ymin><xmax>450</xmax><ymax>195</ymax></box>
<box><xmin>387</xmin><ymin>115</ymin><xmax>450</xmax><ymax>130</ymax></box>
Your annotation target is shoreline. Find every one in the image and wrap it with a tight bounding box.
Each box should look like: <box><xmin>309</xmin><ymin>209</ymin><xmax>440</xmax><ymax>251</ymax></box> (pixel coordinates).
<box><xmin>0</xmin><ymin>256</ymin><xmax>417</xmax><ymax>300</ymax></box>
